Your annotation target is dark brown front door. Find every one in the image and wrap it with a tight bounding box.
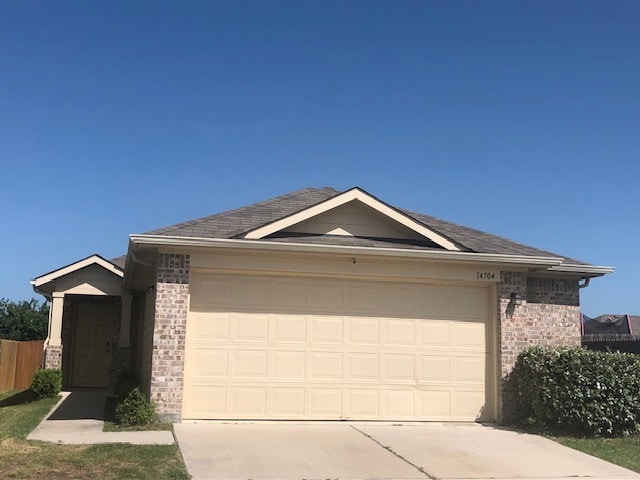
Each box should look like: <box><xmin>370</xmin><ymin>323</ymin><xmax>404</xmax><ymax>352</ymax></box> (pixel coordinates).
<box><xmin>71</xmin><ymin>305</ymin><xmax>112</xmax><ymax>388</ymax></box>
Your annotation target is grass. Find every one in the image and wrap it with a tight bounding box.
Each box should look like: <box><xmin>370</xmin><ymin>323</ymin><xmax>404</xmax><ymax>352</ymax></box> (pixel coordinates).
<box><xmin>0</xmin><ymin>390</ymin><xmax>190</xmax><ymax>479</ymax></box>
<box><xmin>553</xmin><ymin>436</ymin><xmax>640</xmax><ymax>474</ymax></box>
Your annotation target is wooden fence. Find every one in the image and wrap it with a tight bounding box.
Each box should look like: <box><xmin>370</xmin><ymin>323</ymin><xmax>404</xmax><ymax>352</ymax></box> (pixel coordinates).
<box><xmin>0</xmin><ymin>339</ymin><xmax>45</xmax><ymax>394</ymax></box>
<box><xmin>582</xmin><ymin>334</ymin><xmax>640</xmax><ymax>354</ymax></box>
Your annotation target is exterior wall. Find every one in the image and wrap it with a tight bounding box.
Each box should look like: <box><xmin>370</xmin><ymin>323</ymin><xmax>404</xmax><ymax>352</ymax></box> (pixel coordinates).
<box><xmin>107</xmin><ymin>296</ymin><xmax>126</xmax><ymax>396</ymax></box>
<box><xmin>60</xmin><ymin>301</ymin><xmax>73</xmax><ymax>388</ymax></box>
<box><xmin>44</xmin><ymin>346</ymin><xmax>62</xmax><ymax>369</ymax></box>
<box><xmin>498</xmin><ymin>272</ymin><xmax>581</xmax><ymax>423</ymax></box>
<box><xmin>150</xmin><ymin>253</ymin><xmax>190</xmax><ymax>422</ymax></box>
<box><xmin>140</xmin><ymin>289</ymin><xmax>156</xmax><ymax>397</ymax></box>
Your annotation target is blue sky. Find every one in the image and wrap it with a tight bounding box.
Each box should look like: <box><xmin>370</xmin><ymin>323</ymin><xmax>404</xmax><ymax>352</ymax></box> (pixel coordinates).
<box><xmin>1</xmin><ymin>0</ymin><xmax>638</xmax><ymax>316</ymax></box>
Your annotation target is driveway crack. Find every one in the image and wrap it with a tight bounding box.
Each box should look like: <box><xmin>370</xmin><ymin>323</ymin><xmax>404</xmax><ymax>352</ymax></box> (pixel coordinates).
<box><xmin>350</xmin><ymin>425</ymin><xmax>438</xmax><ymax>480</ymax></box>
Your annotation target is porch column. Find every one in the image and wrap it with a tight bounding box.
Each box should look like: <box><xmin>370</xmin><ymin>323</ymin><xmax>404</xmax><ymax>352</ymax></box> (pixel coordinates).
<box><xmin>119</xmin><ymin>293</ymin><xmax>132</xmax><ymax>347</ymax></box>
<box><xmin>48</xmin><ymin>293</ymin><xmax>65</xmax><ymax>346</ymax></box>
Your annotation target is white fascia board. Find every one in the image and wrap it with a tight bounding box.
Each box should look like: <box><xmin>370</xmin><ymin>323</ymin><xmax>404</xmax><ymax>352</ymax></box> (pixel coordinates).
<box><xmin>130</xmin><ymin>234</ymin><xmax>564</xmax><ymax>268</ymax></box>
<box><xmin>31</xmin><ymin>255</ymin><xmax>124</xmax><ymax>288</ymax></box>
<box><xmin>547</xmin><ymin>264</ymin><xmax>615</xmax><ymax>276</ymax></box>
<box><xmin>243</xmin><ymin>187</ymin><xmax>462</xmax><ymax>251</ymax></box>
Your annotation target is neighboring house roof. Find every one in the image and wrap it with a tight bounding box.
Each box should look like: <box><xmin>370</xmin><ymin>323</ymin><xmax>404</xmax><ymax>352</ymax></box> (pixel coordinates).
<box><xmin>136</xmin><ymin>186</ymin><xmax>595</xmax><ymax>267</ymax></box>
<box><xmin>583</xmin><ymin>314</ymin><xmax>640</xmax><ymax>335</ymax></box>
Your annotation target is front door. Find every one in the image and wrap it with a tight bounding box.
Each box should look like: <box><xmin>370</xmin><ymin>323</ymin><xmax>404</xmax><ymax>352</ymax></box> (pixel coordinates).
<box><xmin>71</xmin><ymin>305</ymin><xmax>112</xmax><ymax>388</ymax></box>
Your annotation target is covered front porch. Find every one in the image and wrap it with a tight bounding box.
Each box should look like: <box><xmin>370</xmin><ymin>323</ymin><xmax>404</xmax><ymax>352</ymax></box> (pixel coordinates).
<box><xmin>31</xmin><ymin>255</ymin><xmax>134</xmax><ymax>393</ymax></box>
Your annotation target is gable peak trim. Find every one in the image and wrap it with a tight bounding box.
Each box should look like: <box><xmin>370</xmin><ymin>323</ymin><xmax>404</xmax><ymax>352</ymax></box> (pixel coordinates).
<box><xmin>243</xmin><ymin>187</ymin><xmax>461</xmax><ymax>251</ymax></box>
<box><xmin>31</xmin><ymin>254</ymin><xmax>124</xmax><ymax>288</ymax></box>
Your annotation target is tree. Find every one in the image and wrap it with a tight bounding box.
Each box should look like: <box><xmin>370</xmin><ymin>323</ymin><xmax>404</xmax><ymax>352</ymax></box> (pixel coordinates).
<box><xmin>0</xmin><ymin>298</ymin><xmax>49</xmax><ymax>341</ymax></box>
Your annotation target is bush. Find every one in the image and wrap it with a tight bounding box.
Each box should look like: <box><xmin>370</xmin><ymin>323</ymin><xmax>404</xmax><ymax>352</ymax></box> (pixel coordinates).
<box><xmin>114</xmin><ymin>371</ymin><xmax>140</xmax><ymax>399</ymax></box>
<box><xmin>30</xmin><ymin>368</ymin><xmax>62</xmax><ymax>398</ymax></box>
<box><xmin>0</xmin><ymin>298</ymin><xmax>49</xmax><ymax>341</ymax></box>
<box><xmin>115</xmin><ymin>388</ymin><xmax>156</xmax><ymax>427</ymax></box>
<box><xmin>514</xmin><ymin>346</ymin><xmax>640</xmax><ymax>436</ymax></box>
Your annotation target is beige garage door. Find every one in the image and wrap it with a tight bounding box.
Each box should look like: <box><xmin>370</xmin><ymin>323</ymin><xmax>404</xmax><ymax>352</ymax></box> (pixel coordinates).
<box><xmin>183</xmin><ymin>273</ymin><xmax>491</xmax><ymax>421</ymax></box>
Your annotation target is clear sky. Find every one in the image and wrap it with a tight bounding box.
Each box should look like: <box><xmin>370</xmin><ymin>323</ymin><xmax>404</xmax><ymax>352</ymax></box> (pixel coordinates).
<box><xmin>1</xmin><ymin>0</ymin><xmax>638</xmax><ymax>316</ymax></box>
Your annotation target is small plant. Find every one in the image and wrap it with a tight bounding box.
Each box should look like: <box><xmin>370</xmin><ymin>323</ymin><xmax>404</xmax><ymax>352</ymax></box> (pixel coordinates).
<box><xmin>115</xmin><ymin>388</ymin><xmax>156</xmax><ymax>427</ymax></box>
<box><xmin>30</xmin><ymin>368</ymin><xmax>62</xmax><ymax>398</ymax></box>
<box><xmin>114</xmin><ymin>370</ymin><xmax>140</xmax><ymax>399</ymax></box>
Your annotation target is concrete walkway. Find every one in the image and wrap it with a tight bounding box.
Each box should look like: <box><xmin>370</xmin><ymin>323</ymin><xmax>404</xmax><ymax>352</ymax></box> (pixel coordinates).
<box><xmin>27</xmin><ymin>390</ymin><xmax>174</xmax><ymax>445</ymax></box>
<box><xmin>174</xmin><ymin>422</ymin><xmax>640</xmax><ymax>480</ymax></box>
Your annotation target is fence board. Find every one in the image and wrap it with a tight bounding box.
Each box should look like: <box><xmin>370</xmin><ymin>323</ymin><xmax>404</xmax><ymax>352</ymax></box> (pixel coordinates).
<box><xmin>0</xmin><ymin>340</ymin><xmax>18</xmax><ymax>394</ymax></box>
<box><xmin>0</xmin><ymin>339</ymin><xmax>45</xmax><ymax>394</ymax></box>
<box><xmin>14</xmin><ymin>340</ymin><xmax>45</xmax><ymax>390</ymax></box>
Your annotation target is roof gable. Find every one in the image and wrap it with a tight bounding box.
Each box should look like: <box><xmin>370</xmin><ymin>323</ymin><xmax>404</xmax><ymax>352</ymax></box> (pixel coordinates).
<box><xmin>129</xmin><ymin>185</ymin><xmax>612</xmax><ymax>275</ymax></box>
<box><xmin>243</xmin><ymin>187</ymin><xmax>462</xmax><ymax>251</ymax></box>
<box><xmin>31</xmin><ymin>254</ymin><xmax>123</xmax><ymax>288</ymax></box>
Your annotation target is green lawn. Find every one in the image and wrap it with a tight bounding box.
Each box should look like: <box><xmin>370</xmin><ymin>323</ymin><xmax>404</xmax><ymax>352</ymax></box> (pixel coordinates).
<box><xmin>0</xmin><ymin>390</ymin><xmax>190</xmax><ymax>479</ymax></box>
<box><xmin>554</xmin><ymin>436</ymin><xmax>640</xmax><ymax>473</ymax></box>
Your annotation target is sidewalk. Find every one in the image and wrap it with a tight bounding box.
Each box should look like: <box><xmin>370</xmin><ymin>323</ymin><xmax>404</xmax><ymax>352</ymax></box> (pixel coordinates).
<box><xmin>27</xmin><ymin>390</ymin><xmax>174</xmax><ymax>445</ymax></box>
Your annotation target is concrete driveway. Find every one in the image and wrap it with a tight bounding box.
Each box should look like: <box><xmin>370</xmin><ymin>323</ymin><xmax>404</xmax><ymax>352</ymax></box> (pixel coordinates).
<box><xmin>174</xmin><ymin>422</ymin><xmax>640</xmax><ymax>480</ymax></box>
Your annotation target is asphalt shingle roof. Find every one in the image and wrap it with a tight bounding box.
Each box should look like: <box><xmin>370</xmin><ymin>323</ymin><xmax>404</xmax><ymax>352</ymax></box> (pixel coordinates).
<box><xmin>132</xmin><ymin>186</ymin><xmax>590</xmax><ymax>265</ymax></box>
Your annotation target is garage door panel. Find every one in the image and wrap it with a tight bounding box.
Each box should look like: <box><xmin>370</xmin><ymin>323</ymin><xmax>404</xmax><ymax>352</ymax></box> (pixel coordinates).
<box><xmin>232</xmin><ymin>387</ymin><xmax>267</xmax><ymax>415</ymax></box>
<box><xmin>184</xmin><ymin>274</ymin><xmax>491</xmax><ymax>421</ymax></box>
<box><xmin>308</xmin><ymin>283</ymin><xmax>344</xmax><ymax>311</ymax></box>
<box><xmin>418</xmin><ymin>321</ymin><xmax>451</xmax><ymax>348</ymax></box>
<box><xmin>272</xmin><ymin>388</ymin><xmax>305</xmax><ymax>415</ymax></box>
<box><xmin>309</xmin><ymin>351</ymin><xmax>343</xmax><ymax>380</ymax></box>
<box><xmin>190</xmin><ymin>348</ymin><xmax>229</xmax><ymax>378</ymax></box>
<box><xmin>452</xmin><ymin>323</ymin><xmax>485</xmax><ymax>350</ymax></box>
<box><xmin>232</xmin><ymin>279</ymin><xmax>270</xmax><ymax>308</ymax></box>
<box><xmin>454</xmin><ymin>390</ymin><xmax>486</xmax><ymax>419</ymax></box>
<box><xmin>418</xmin><ymin>390</ymin><xmax>451</xmax><ymax>418</ymax></box>
<box><xmin>271</xmin><ymin>281</ymin><xmax>308</xmax><ymax>308</ymax></box>
<box><xmin>234</xmin><ymin>313</ymin><xmax>269</xmax><ymax>342</ymax></box>
<box><xmin>382</xmin><ymin>319</ymin><xmax>415</xmax><ymax>346</ymax></box>
<box><xmin>347</xmin><ymin>353</ymin><xmax>379</xmax><ymax>381</ymax></box>
<box><xmin>380</xmin><ymin>286</ymin><xmax>415</xmax><ymax>315</ymax></box>
<box><xmin>233</xmin><ymin>350</ymin><xmax>268</xmax><ymax>378</ymax></box>
<box><xmin>273</xmin><ymin>314</ymin><xmax>307</xmax><ymax>342</ymax></box>
<box><xmin>382</xmin><ymin>390</ymin><xmax>415</xmax><ymax>417</ymax></box>
<box><xmin>272</xmin><ymin>350</ymin><xmax>306</xmax><ymax>379</ymax></box>
<box><xmin>190</xmin><ymin>277</ymin><xmax>232</xmax><ymax>309</ymax></box>
<box><xmin>188</xmin><ymin>386</ymin><xmax>228</xmax><ymax>416</ymax></box>
<box><xmin>309</xmin><ymin>316</ymin><xmax>343</xmax><ymax>343</ymax></box>
<box><xmin>453</xmin><ymin>356</ymin><xmax>485</xmax><ymax>384</ymax></box>
<box><xmin>347</xmin><ymin>317</ymin><xmax>380</xmax><ymax>345</ymax></box>
<box><xmin>383</xmin><ymin>354</ymin><xmax>415</xmax><ymax>382</ymax></box>
<box><xmin>347</xmin><ymin>389</ymin><xmax>380</xmax><ymax>417</ymax></box>
<box><xmin>346</xmin><ymin>284</ymin><xmax>381</xmax><ymax>312</ymax></box>
<box><xmin>418</xmin><ymin>355</ymin><xmax>451</xmax><ymax>383</ymax></box>
<box><xmin>190</xmin><ymin>312</ymin><xmax>230</xmax><ymax>341</ymax></box>
<box><xmin>309</xmin><ymin>388</ymin><xmax>342</xmax><ymax>416</ymax></box>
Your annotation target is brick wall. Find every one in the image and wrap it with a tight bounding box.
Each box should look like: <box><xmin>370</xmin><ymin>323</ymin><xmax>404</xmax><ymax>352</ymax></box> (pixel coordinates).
<box><xmin>150</xmin><ymin>253</ymin><xmax>190</xmax><ymax>422</ymax></box>
<box><xmin>44</xmin><ymin>346</ymin><xmax>61</xmax><ymax>369</ymax></box>
<box><xmin>498</xmin><ymin>272</ymin><xmax>581</xmax><ymax>422</ymax></box>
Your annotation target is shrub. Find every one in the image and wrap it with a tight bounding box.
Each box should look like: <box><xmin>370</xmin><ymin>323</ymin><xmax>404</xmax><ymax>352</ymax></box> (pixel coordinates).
<box><xmin>514</xmin><ymin>346</ymin><xmax>640</xmax><ymax>436</ymax></box>
<box><xmin>114</xmin><ymin>370</ymin><xmax>140</xmax><ymax>399</ymax></box>
<box><xmin>115</xmin><ymin>388</ymin><xmax>156</xmax><ymax>426</ymax></box>
<box><xmin>30</xmin><ymin>368</ymin><xmax>62</xmax><ymax>398</ymax></box>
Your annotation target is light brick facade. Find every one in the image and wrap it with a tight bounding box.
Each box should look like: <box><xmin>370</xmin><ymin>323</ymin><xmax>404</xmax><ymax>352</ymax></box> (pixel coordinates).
<box><xmin>498</xmin><ymin>271</ymin><xmax>581</xmax><ymax>422</ymax></box>
<box><xmin>150</xmin><ymin>253</ymin><xmax>190</xmax><ymax>421</ymax></box>
<box><xmin>44</xmin><ymin>346</ymin><xmax>62</xmax><ymax>369</ymax></box>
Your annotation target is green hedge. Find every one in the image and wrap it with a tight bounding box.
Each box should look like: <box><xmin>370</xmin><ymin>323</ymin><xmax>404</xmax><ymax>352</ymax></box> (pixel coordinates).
<box><xmin>514</xmin><ymin>346</ymin><xmax>640</xmax><ymax>436</ymax></box>
<box><xmin>31</xmin><ymin>368</ymin><xmax>62</xmax><ymax>398</ymax></box>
